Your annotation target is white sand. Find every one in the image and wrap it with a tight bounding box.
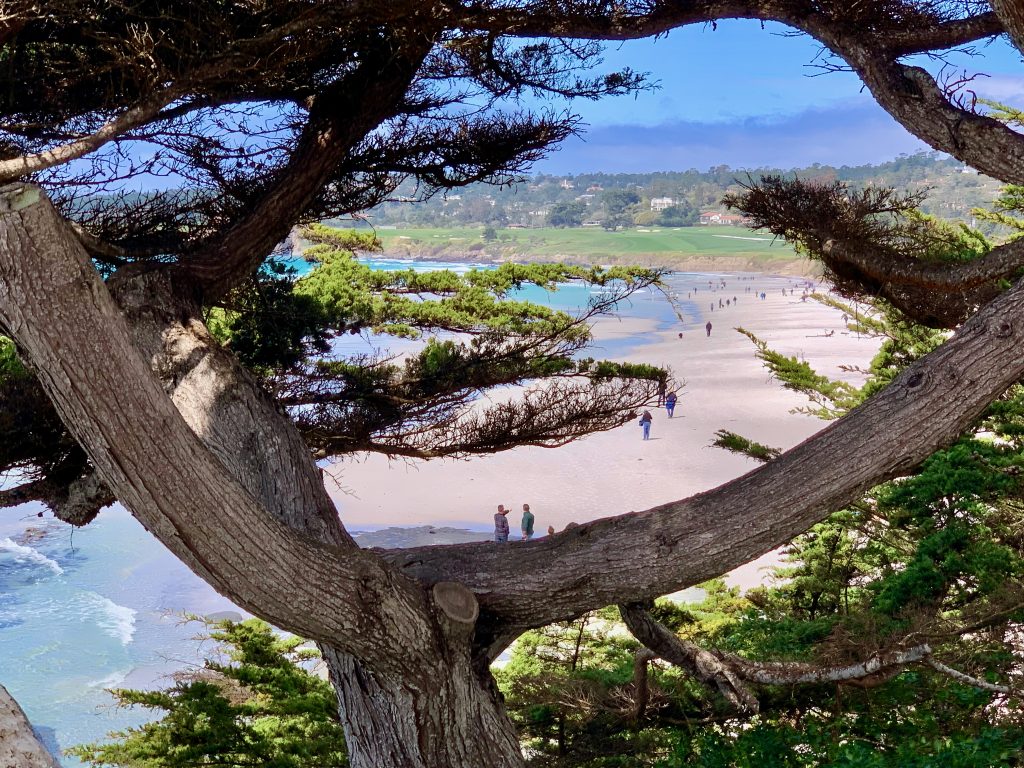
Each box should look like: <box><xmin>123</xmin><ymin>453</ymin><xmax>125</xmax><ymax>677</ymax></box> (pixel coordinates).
<box><xmin>327</xmin><ymin>274</ymin><xmax>881</xmax><ymax>587</ymax></box>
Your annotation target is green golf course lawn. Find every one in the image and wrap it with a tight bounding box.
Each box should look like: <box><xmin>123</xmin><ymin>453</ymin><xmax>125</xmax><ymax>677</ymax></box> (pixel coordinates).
<box><xmin>375</xmin><ymin>225</ymin><xmax>798</xmax><ymax>263</ymax></box>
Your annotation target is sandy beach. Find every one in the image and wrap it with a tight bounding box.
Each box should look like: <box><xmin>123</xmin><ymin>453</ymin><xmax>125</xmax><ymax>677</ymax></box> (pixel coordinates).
<box><xmin>328</xmin><ymin>273</ymin><xmax>882</xmax><ymax>586</ymax></box>
<box><xmin>0</xmin><ymin>270</ymin><xmax>885</xmax><ymax>757</ymax></box>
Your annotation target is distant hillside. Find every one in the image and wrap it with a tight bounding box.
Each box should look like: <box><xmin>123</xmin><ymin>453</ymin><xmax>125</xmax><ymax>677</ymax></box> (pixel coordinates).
<box><xmin>354</xmin><ymin>151</ymin><xmax>1004</xmax><ymax>233</ymax></box>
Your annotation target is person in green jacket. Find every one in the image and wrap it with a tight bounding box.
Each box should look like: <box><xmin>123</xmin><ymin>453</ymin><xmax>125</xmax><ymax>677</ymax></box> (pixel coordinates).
<box><xmin>521</xmin><ymin>503</ymin><xmax>536</xmax><ymax>541</ymax></box>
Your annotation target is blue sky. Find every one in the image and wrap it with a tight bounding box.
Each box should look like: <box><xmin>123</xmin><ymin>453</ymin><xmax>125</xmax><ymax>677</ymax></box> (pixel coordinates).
<box><xmin>532</xmin><ymin>20</ymin><xmax>1024</xmax><ymax>173</ymax></box>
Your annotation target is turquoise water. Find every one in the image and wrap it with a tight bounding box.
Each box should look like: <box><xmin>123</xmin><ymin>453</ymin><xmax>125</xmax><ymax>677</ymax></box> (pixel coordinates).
<box><xmin>0</xmin><ymin>506</ymin><xmax>238</xmax><ymax>763</ymax></box>
<box><xmin>0</xmin><ymin>258</ymin><xmax>761</xmax><ymax>763</ymax></box>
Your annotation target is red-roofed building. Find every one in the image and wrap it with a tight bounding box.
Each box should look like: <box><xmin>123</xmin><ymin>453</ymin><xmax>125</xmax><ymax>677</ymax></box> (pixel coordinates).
<box><xmin>699</xmin><ymin>211</ymin><xmax>750</xmax><ymax>226</ymax></box>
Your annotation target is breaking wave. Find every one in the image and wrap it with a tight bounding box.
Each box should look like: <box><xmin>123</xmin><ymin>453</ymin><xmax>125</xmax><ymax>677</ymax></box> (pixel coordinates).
<box><xmin>0</xmin><ymin>537</ymin><xmax>63</xmax><ymax>575</ymax></box>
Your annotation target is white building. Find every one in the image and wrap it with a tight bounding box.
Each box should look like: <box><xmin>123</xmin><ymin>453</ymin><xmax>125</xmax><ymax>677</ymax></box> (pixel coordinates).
<box><xmin>650</xmin><ymin>196</ymin><xmax>675</xmax><ymax>211</ymax></box>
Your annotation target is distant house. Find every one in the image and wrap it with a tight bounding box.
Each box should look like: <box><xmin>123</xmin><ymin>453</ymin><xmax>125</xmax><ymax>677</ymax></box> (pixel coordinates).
<box><xmin>586</xmin><ymin>184</ymin><xmax>604</xmax><ymax>192</ymax></box>
<box><xmin>559</xmin><ymin>179</ymin><xmax>575</xmax><ymax>190</ymax></box>
<box><xmin>650</xmin><ymin>196</ymin><xmax>675</xmax><ymax>212</ymax></box>
<box><xmin>699</xmin><ymin>211</ymin><xmax>749</xmax><ymax>226</ymax></box>
<box><xmin>581</xmin><ymin>219</ymin><xmax>603</xmax><ymax>227</ymax></box>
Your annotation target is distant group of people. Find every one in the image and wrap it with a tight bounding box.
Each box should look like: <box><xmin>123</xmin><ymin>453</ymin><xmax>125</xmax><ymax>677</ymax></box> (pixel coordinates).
<box><xmin>494</xmin><ymin>503</ymin><xmax>551</xmax><ymax>542</ymax></box>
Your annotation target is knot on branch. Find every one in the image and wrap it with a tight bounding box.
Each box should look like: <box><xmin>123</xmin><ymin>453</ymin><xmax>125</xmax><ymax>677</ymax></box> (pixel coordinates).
<box><xmin>0</xmin><ymin>184</ymin><xmax>41</xmax><ymax>213</ymax></box>
<box><xmin>905</xmin><ymin>371</ymin><xmax>926</xmax><ymax>390</ymax></box>
<box><xmin>993</xmin><ymin>319</ymin><xmax>1015</xmax><ymax>338</ymax></box>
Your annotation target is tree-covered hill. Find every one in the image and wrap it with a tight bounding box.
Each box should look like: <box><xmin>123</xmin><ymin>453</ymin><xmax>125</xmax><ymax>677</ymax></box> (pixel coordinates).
<box><xmin>361</xmin><ymin>152</ymin><xmax>1003</xmax><ymax>231</ymax></box>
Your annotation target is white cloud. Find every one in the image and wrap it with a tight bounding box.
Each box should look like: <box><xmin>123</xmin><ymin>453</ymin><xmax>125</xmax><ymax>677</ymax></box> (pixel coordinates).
<box><xmin>534</xmin><ymin>101</ymin><xmax>932</xmax><ymax>173</ymax></box>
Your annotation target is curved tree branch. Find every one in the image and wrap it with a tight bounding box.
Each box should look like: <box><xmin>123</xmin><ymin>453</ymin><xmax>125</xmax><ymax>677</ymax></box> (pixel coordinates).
<box><xmin>462</xmin><ymin>2</ymin><xmax>1023</xmax><ymax>186</ymax></box>
<box><xmin>990</xmin><ymin>0</ymin><xmax>1024</xmax><ymax>60</ymax></box>
<box><xmin>386</xmin><ymin>271</ymin><xmax>1024</xmax><ymax>645</ymax></box>
<box><xmin>0</xmin><ymin>87</ymin><xmax>182</xmax><ymax>184</ymax></box>
<box><xmin>722</xmin><ymin>645</ymin><xmax>932</xmax><ymax>686</ymax></box>
<box><xmin>882</xmin><ymin>12</ymin><xmax>1003</xmax><ymax>57</ymax></box>
<box><xmin>0</xmin><ymin>184</ymin><xmax>440</xmax><ymax>677</ymax></box>
<box><xmin>619</xmin><ymin>602</ymin><xmax>759</xmax><ymax>713</ymax></box>
<box><xmin>621</xmin><ymin>607</ymin><xmax>1012</xmax><ymax>711</ymax></box>
<box><xmin>727</xmin><ymin>176</ymin><xmax>1024</xmax><ymax>327</ymax></box>
<box><xmin>926</xmin><ymin>658</ymin><xmax>1015</xmax><ymax>695</ymax></box>
<box><xmin>179</xmin><ymin>36</ymin><xmax>435</xmax><ymax>299</ymax></box>
<box><xmin>0</xmin><ymin>479</ymin><xmax>46</xmax><ymax>507</ymax></box>
<box><xmin>839</xmin><ymin>56</ymin><xmax>1024</xmax><ymax>185</ymax></box>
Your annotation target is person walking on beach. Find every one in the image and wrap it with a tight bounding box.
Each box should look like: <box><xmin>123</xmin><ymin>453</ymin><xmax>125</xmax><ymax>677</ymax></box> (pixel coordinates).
<box><xmin>705</xmin><ymin>321</ymin><xmax>712</xmax><ymax>337</ymax></box>
<box><xmin>665</xmin><ymin>391</ymin><xmax>677</xmax><ymax>418</ymax></box>
<box><xmin>639</xmin><ymin>410</ymin><xmax>653</xmax><ymax>440</ymax></box>
<box><xmin>521</xmin><ymin>503</ymin><xmax>535</xmax><ymax>541</ymax></box>
<box><xmin>493</xmin><ymin>504</ymin><xmax>510</xmax><ymax>543</ymax></box>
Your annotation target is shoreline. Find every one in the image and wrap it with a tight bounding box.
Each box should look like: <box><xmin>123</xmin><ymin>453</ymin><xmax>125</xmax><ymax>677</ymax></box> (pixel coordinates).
<box><xmin>0</xmin><ymin>267</ymin><xmax>880</xmax><ymax>763</ymax></box>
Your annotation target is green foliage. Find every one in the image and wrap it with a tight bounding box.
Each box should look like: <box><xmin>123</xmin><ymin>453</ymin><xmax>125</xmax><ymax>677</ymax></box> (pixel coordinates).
<box><xmin>711</xmin><ymin>430</ymin><xmax>780</xmax><ymax>462</ymax></box>
<box><xmin>548</xmin><ymin>201</ymin><xmax>587</xmax><ymax>228</ymax></box>
<box><xmin>499</xmin><ymin>577</ymin><xmax>1024</xmax><ymax>768</ymax></box>
<box><xmin>602</xmin><ymin>189</ymin><xmax>640</xmax><ymax>215</ymax></box>
<box><xmin>0</xmin><ymin>334</ymin><xmax>87</xmax><ymax>484</ymax></box>
<box><xmin>0</xmin><ymin>335</ymin><xmax>23</xmax><ymax>377</ymax></box>
<box><xmin>213</xmin><ymin>260</ymin><xmax>331</xmax><ymax>373</ymax></box>
<box><xmin>300</xmin><ymin>224</ymin><xmax>382</xmax><ymax>253</ymax></box>
<box><xmin>493</xmin><ymin>289</ymin><xmax>1024</xmax><ymax>767</ymax></box>
<box><xmin>68</xmin><ymin>618</ymin><xmax>347</xmax><ymax>768</ymax></box>
<box><xmin>900</xmin><ymin>210</ymin><xmax>992</xmax><ymax>264</ymax></box>
<box><xmin>979</xmin><ymin>98</ymin><xmax>1024</xmax><ymax>128</ymax></box>
<box><xmin>736</xmin><ymin>328</ymin><xmax>860</xmax><ymax>418</ymax></box>
<box><xmin>496</xmin><ymin>615</ymin><xmax>689</xmax><ymax>767</ymax></box>
<box><xmin>973</xmin><ymin>185</ymin><xmax>1024</xmax><ymax>242</ymax></box>
<box><xmin>371</xmin><ymin>154</ymin><xmax>1000</xmax><ymax>233</ymax></box>
<box><xmin>658</xmin><ymin>203</ymin><xmax>698</xmax><ymax>227</ymax></box>
<box><xmin>296</xmin><ymin>246</ymin><xmax>660</xmax><ymax>340</ymax></box>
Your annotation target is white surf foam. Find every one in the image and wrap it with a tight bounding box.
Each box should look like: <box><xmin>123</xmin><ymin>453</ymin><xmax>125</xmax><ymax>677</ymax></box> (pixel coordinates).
<box><xmin>86</xmin><ymin>669</ymin><xmax>130</xmax><ymax>689</ymax></box>
<box><xmin>79</xmin><ymin>592</ymin><xmax>137</xmax><ymax>645</ymax></box>
<box><xmin>0</xmin><ymin>537</ymin><xmax>63</xmax><ymax>575</ymax></box>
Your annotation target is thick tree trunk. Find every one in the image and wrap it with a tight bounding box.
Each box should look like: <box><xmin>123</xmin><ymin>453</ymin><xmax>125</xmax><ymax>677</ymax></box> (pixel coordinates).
<box><xmin>106</xmin><ymin>271</ymin><xmax>526</xmax><ymax>766</ymax></box>
<box><xmin>0</xmin><ymin>185</ymin><xmax>525</xmax><ymax>767</ymax></box>
<box><xmin>323</xmin><ymin>646</ymin><xmax>523</xmax><ymax>767</ymax></box>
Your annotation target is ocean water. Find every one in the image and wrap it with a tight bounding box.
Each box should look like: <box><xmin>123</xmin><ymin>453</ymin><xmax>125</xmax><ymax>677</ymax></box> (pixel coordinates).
<box><xmin>287</xmin><ymin>255</ymin><xmax>710</xmax><ymax>358</ymax></box>
<box><xmin>0</xmin><ymin>506</ymin><xmax>239</xmax><ymax>764</ymax></box>
<box><xmin>1</xmin><ymin>258</ymin><xmax>782</xmax><ymax>764</ymax></box>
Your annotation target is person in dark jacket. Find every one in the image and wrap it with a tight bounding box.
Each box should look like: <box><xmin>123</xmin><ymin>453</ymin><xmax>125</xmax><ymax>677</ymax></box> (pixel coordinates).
<box><xmin>639</xmin><ymin>410</ymin><xmax>653</xmax><ymax>440</ymax></box>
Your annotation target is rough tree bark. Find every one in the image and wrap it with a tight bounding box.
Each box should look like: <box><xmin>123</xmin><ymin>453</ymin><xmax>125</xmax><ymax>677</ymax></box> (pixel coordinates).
<box><xmin>3</xmin><ymin>7</ymin><xmax>1024</xmax><ymax>764</ymax></box>
<box><xmin>6</xmin><ymin>173</ymin><xmax>1024</xmax><ymax>762</ymax></box>
<box><xmin>0</xmin><ymin>186</ymin><xmax>526</xmax><ymax>768</ymax></box>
